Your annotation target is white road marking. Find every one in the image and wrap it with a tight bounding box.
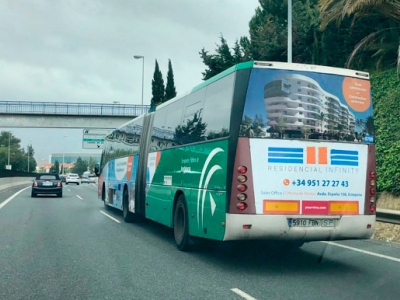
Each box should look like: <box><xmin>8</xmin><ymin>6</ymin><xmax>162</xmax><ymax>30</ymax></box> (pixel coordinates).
<box><xmin>322</xmin><ymin>241</ymin><xmax>400</xmax><ymax>263</ymax></box>
<box><xmin>231</xmin><ymin>288</ymin><xmax>257</xmax><ymax>300</ymax></box>
<box><xmin>67</xmin><ymin>189</ymin><xmax>71</xmax><ymax>192</ymax></box>
<box><xmin>100</xmin><ymin>210</ymin><xmax>121</xmax><ymax>223</ymax></box>
<box><xmin>76</xmin><ymin>195</ymin><xmax>83</xmax><ymax>200</ymax></box>
<box><xmin>0</xmin><ymin>186</ymin><xmax>30</xmax><ymax>210</ymax></box>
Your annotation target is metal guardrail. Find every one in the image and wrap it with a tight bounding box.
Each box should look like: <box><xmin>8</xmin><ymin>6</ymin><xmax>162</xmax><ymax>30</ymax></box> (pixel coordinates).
<box><xmin>0</xmin><ymin>101</ymin><xmax>151</xmax><ymax>116</ymax></box>
<box><xmin>376</xmin><ymin>209</ymin><xmax>400</xmax><ymax>225</ymax></box>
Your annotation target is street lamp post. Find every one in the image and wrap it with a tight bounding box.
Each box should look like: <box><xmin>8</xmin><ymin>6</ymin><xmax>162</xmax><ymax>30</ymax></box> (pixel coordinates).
<box><xmin>63</xmin><ymin>135</ymin><xmax>67</xmax><ymax>174</ymax></box>
<box><xmin>27</xmin><ymin>140</ymin><xmax>32</xmax><ymax>172</ymax></box>
<box><xmin>133</xmin><ymin>55</ymin><xmax>145</xmax><ymax>114</ymax></box>
<box><xmin>7</xmin><ymin>131</ymin><xmax>10</xmax><ymax>168</ymax></box>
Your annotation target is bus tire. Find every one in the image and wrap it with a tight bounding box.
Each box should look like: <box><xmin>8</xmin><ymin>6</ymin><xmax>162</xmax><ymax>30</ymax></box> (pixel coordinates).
<box><xmin>122</xmin><ymin>188</ymin><xmax>140</xmax><ymax>223</ymax></box>
<box><xmin>173</xmin><ymin>194</ymin><xmax>190</xmax><ymax>251</ymax></box>
<box><xmin>102</xmin><ymin>183</ymin><xmax>110</xmax><ymax>210</ymax></box>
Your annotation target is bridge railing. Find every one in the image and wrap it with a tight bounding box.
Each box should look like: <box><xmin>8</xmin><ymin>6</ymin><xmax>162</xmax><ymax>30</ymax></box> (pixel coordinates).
<box><xmin>0</xmin><ymin>101</ymin><xmax>151</xmax><ymax>116</ymax></box>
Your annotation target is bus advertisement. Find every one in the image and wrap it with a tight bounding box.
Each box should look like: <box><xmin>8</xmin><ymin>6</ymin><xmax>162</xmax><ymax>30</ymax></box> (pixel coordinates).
<box><xmin>95</xmin><ymin>61</ymin><xmax>376</xmax><ymax>251</ymax></box>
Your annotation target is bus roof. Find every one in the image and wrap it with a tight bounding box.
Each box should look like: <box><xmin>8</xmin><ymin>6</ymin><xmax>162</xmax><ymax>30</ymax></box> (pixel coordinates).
<box><xmin>191</xmin><ymin>60</ymin><xmax>369</xmax><ymax>93</ymax></box>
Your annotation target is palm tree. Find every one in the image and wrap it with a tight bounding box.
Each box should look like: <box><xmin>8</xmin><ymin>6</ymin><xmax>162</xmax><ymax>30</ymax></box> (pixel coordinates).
<box><xmin>356</xmin><ymin>118</ymin><xmax>365</xmax><ymax>133</ymax></box>
<box><xmin>277</xmin><ymin>116</ymin><xmax>287</xmax><ymax>138</ymax></box>
<box><xmin>301</xmin><ymin>126</ymin><xmax>311</xmax><ymax>139</ymax></box>
<box><xmin>319</xmin><ymin>0</ymin><xmax>400</xmax><ymax>70</ymax></box>
<box><xmin>364</xmin><ymin>116</ymin><xmax>375</xmax><ymax>134</ymax></box>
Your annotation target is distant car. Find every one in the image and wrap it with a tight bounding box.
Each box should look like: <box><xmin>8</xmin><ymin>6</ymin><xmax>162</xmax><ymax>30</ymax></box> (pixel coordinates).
<box><xmin>81</xmin><ymin>176</ymin><xmax>90</xmax><ymax>184</ymax></box>
<box><xmin>66</xmin><ymin>173</ymin><xmax>81</xmax><ymax>185</ymax></box>
<box><xmin>59</xmin><ymin>175</ymin><xmax>66</xmax><ymax>182</ymax></box>
<box><xmin>31</xmin><ymin>173</ymin><xmax>63</xmax><ymax>197</ymax></box>
<box><xmin>81</xmin><ymin>175</ymin><xmax>96</xmax><ymax>184</ymax></box>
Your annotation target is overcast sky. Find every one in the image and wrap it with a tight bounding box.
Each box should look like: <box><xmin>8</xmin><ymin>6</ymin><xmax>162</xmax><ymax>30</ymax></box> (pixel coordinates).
<box><xmin>0</xmin><ymin>0</ymin><xmax>260</xmax><ymax>164</ymax></box>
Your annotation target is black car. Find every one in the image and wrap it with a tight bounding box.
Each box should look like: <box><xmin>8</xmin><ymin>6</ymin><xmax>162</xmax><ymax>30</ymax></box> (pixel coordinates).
<box><xmin>31</xmin><ymin>173</ymin><xmax>63</xmax><ymax>197</ymax></box>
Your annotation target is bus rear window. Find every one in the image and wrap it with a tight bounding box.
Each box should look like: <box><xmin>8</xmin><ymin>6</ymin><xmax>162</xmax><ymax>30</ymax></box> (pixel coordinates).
<box><xmin>240</xmin><ymin>68</ymin><xmax>374</xmax><ymax>144</ymax></box>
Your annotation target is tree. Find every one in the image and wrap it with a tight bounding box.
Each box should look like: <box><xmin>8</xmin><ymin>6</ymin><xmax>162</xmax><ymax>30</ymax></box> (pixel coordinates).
<box><xmin>199</xmin><ymin>35</ymin><xmax>250</xmax><ymax>80</ymax></box>
<box><xmin>150</xmin><ymin>59</ymin><xmax>165</xmax><ymax>111</ymax></box>
<box><xmin>276</xmin><ymin>116</ymin><xmax>287</xmax><ymax>138</ymax></box>
<box><xmin>87</xmin><ymin>157</ymin><xmax>97</xmax><ymax>173</ymax></box>
<box><xmin>0</xmin><ymin>131</ymin><xmax>36</xmax><ymax>171</ymax></box>
<box><xmin>54</xmin><ymin>160</ymin><xmax>60</xmax><ymax>174</ymax></box>
<box><xmin>301</xmin><ymin>126</ymin><xmax>311</xmax><ymax>139</ymax></box>
<box><xmin>175</xmin><ymin>111</ymin><xmax>207</xmax><ymax>144</ymax></box>
<box><xmin>364</xmin><ymin>116</ymin><xmax>374</xmax><ymax>135</ymax></box>
<box><xmin>319</xmin><ymin>0</ymin><xmax>400</xmax><ymax>70</ymax></box>
<box><xmin>165</xmin><ymin>59</ymin><xmax>177</xmax><ymax>101</ymax></box>
<box><xmin>71</xmin><ymin>157</ymin><xmax>88</xmax><ymax>175</ymax></box>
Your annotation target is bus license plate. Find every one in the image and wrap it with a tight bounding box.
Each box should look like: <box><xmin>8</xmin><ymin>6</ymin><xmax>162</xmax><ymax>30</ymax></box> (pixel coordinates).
<box><xmin>289</xmin><ymin>219</ymin><xmax>335</xmax><ymax>227</ymax></box>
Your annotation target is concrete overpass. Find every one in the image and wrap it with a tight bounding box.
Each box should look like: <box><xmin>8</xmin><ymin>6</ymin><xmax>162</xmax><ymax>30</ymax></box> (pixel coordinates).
<box><xmin>0</xmin><ymin>101</ymin><xmax>150</xmax><ymax>128</ymax></box>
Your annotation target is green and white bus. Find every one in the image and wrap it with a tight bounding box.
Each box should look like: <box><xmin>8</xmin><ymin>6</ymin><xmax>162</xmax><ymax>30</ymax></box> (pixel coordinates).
<box><xmin>95</xmin><ymin>61</ymin><xmax>376</xmax><ymax>251</ymax></box>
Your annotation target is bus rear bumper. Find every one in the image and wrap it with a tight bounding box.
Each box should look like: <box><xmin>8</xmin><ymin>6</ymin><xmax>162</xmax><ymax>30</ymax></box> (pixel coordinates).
<box><xmin>223</xmin><ymin>214</ymin><xmax>376</xmax><ymax>241</ymax></box>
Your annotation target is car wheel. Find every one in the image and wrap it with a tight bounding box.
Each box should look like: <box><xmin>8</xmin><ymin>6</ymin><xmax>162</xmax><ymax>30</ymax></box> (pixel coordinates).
<box><xmin>66</xmin><ymin>182</ymin><xmax>69</xmax><ymax>185</ymax></box>
<box><xmin>173</xmin><ymin>194</ymin><xmax>191</xmax><ymax>251</ymax></box>
<box><xmin>57</xmin><ymin>192</ymin><xmax>63</xmax><ymax>198</ymax></box>
<box><xmin>31</xmin><ymin>191</ymin><xmax>36</xmax><ymax>198</ymax></box>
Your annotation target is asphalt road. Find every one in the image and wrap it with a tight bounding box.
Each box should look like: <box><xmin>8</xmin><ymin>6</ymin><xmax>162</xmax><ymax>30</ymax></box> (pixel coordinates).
<box><xmin>0</xmin><ymin>183</ymin><xmax>400</xmax><ymax>300</ymax></box>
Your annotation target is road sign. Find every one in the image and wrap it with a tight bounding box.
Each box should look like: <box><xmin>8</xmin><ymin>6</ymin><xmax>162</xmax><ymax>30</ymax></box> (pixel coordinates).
<box><xmin>82</xmin><ymin>135</ymin><xmax>105</xmax><ymax>149</ymax></box>
<box><xmin>82</xmin><ymin>128</ymin><xmax>111</xmax><ymax>149</ymax></box>
<box><xmin>83</xmin><ymin>128</ymin><xmax>111</xmax><ymax>136</ymax></box>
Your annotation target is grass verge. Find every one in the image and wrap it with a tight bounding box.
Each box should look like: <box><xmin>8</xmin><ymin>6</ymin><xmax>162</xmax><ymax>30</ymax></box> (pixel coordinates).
<box><xmin>372</xmin><ymin>192</ymin><xmax>400</xmax><ymax>243</ymax></box>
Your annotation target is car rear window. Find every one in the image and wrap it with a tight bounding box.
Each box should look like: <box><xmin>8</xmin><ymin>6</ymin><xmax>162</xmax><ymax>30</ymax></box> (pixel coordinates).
<box><xmin>38</xmin><ymin>175</ymin><xmax>58</xmax><ymax>180</ymax></box>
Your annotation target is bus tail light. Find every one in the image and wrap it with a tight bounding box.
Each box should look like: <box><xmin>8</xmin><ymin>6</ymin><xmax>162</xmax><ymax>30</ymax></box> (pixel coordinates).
<box><xmin>237</xmin><ymin>193</ymin><xmax>247</xmax><ymax>201</ymax></box>
<box><xmin>237</xmin><ymin>175</ymin><xmax>247</xmax><ymax>183</ymax></box>
<box><xmin>237</xmin><ymin>184</ymin><xmax>247</xmax><ymax>192</ymax></box>
<box><xmin>370</xmin><ymin>197</ymin><xmax>375</xmax><ymax>203</ymax></box>
<box><xmin>237</xmin><ymin>202</ymin><xmax>247</xmax><ymax>211</ymax></box>
<box><xmin>370</xmin><ymin>188</ymin><xmax>376</xmax><ymax>195</ymax></box>
<box><xmin>370</xmin><ymin>171</ymin><xmax>376</xmax><ymax>179</ymax></box>
<box><xmin>369</xmin><ymin>204</ymin><xmax>376</xmax><ymax>212</ymax></box>
<box><xmin>238</xmin><ymin>166</ymin><xmax>247</xmax><ymax>174</ymax></box>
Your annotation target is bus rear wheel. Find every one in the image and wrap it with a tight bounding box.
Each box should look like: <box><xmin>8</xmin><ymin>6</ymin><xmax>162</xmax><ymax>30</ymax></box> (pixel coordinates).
<box><xmin>174</xmin><ymin>194</ymin><xmax>190</xmax><ymax>251</ymax></box>
<box><xmin>122</xmin><ymin>189</ymin><xmax>141</xmax><ymax>223</ymax></box>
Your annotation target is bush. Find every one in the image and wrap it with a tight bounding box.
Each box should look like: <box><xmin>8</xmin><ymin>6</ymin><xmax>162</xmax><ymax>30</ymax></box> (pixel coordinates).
<box><xmin>371</xmin><ymin>69</ymin><xmax>400</xmax><ymax>195</ymax></box>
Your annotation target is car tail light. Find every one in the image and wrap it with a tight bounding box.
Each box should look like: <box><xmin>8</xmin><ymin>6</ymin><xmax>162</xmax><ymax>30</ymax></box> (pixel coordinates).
<box><xmin>238</xmin><ymin>166</ymin><xmax>247</xmax><ymax>174</ymax></box>
<box><xmin>33</xmin><ymin>182</ymin><xmax>38</xmax><ymax>187</ymax></box>
<box><xmin>57</xmin><ymin>182</ymin><xmax>61</xmax><ymax>187</ymax></box>
<box><xmin>237</xmin><ymin>184</ymin><xmax>247</xmax><ymax>192</ymax></box>
<box><xmin>237</xmin><ymin>202</ymin><xmax>247</xmax><ymax>211</ymax></box>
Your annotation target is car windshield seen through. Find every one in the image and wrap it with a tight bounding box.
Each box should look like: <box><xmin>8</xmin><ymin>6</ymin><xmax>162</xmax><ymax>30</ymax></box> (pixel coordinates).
<box><xmin>36</xmin><ymin>174</ymin><xmax>59</xmax><ymax>180</ymax></box>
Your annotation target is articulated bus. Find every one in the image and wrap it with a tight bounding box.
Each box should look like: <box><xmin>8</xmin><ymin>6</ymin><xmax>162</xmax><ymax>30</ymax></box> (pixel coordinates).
<box><xmin>95</xmin><ymin>61</ymin><xmax>376</xmax><ymax>251</ymax></box>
